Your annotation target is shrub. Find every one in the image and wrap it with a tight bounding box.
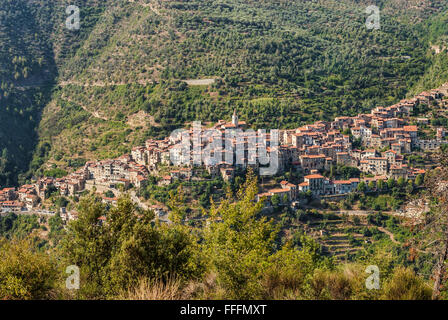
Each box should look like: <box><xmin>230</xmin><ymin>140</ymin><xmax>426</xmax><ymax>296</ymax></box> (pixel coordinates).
<box><xmin>381</xmin><ymin>267</ymin><xmax>432</xmax><ymax>300</ymax></box>
<box><xmin>0</xmin><ymin>239</ymin><xmax>58</xmax><ymax>300</ymax></box>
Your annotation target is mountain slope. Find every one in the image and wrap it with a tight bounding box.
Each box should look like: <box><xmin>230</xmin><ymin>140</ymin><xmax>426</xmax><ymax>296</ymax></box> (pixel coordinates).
<box><xmin>0</xmin><ymin>0</ymin><xmax>107</xmax><ymax>185</ymax></box>
<box><xmin>0</xmin><ymin>0</ymin><xmax>57</xmax><ymax>186</ymax></box>
<box><xmin>2</xmin><ymin>0</ymin><xmax>448</xmax><ymax>183</ymax></box>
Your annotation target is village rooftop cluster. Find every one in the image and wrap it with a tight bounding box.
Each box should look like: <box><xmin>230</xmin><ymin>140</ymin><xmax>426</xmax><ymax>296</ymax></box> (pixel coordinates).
<box><xmin>1</xmin><ymin>84</ymin><xmax>448</xmax><ymax>219</ymax></box>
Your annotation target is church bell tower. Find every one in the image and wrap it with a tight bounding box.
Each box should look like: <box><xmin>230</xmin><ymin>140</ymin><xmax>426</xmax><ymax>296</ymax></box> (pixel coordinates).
<box><xmin>232</xmin><ymin>109</ymin><xmax>238</xmax><ymax>126</ymax></box>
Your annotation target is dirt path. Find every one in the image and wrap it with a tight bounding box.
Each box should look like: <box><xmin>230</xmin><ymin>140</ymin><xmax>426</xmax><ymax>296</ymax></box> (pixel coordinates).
<box><xmin>183</xmin><ymin>79</ymin><xmax>216</xmax><ymax>86</ymax></box>
<box><xmin>58</xmin><ymin>78</ymin><xmax>215</xmax><ymax>87</ymax></box>
<box><xmin>319</xmin><ymin>209</ymin><xmax>397</xmax><ymax>216</ymax></box>
<box><xmin>378</xmin><ymin>227</ymin><xmax>399</xmax><ymax>244</ymax></box>
<box><xmin>61</xmin><ymin>96</ymin><xmax>109</xmax><ymax>121</ymax></box>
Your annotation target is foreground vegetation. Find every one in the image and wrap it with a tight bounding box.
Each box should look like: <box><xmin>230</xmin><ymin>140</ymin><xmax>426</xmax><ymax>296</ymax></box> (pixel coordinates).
<box><xmin>0</xmin><ymin>169</ymin><xmax>441</xmax><ymax>300</ymax></box>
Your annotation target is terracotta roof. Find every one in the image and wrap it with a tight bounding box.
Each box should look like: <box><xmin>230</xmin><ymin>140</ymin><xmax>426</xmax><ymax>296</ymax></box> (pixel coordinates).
<box><xmin>304</xmin><ymin>174</ymin><xmax>324</xmax><ymax>179</ymax></box>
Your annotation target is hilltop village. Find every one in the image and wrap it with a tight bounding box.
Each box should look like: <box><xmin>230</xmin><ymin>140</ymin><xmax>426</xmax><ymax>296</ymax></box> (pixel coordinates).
<box><xmin>1</xmin><ymin>84</ymin><xmax>448</xmax><ymax>220</ymax></box>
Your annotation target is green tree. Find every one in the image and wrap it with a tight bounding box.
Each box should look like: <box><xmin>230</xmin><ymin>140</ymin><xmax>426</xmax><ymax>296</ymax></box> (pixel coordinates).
<box><xmin>61</xmin><ymin>196</ymin><xmax>111</xmax><ymax>298</ymax></box>
<box><xmin>0</xmin><ymin>239</ymin><xmax>58</xmax><ymax>300</ymax></box>
<box><xmin>377</xmin><ymin>179</ymin><xmax>384</xmax><ymax>191</ymax></box>
<box><xmin>104</xmin><ymin>190</ymin><xmax>115</xmax><ymax>198</ymax></box>
<box><xmin>203</xmin><ymin>170</ymin><xmax>323</xmax><ymax>299</ymax></box>
<box><xmin>406</xmin><ymin>180</ymin><xmax>414</xmax><ymax>194</ymax></box>
<box><xmin>397</xmin><ymin>177</ymin><xmax>406</xmax><ymax>189</ymax></box>
<box><xmin>415</xmin><ymin>174</ymin><xmax>424</xmax><ymax>186</ymax></box>
<box><xmin>271</xmin><ymin>194</ymin><xmax>280</xmax><ymax>208</ymax></box>
<box><xmin>48</xmin><ymin>213</ymin><xmax>65</xmax><ymax>244</ymax></box>
<box><xmin>387</xmin><ymin>178</ymin><xmax>396</xmax><ymax>190</ymax></box>
<box><xmin>416</xmin><ymin>153</ymin><xmax>448</xmax><ymax>299</ymax></box>
<box><xmin>62</xmin><ymin>195</ymin><xmax>203</xmax><ymax>298</ymax></box>
<box><xmin>357</xmin><ymin>181</ymin><xmax>367</xmax><ymax>193</ymax></box>
<box><xmin>168</xmin><ymin>186</ymin><xmax>187</xmax><ymax>223</ymax></box>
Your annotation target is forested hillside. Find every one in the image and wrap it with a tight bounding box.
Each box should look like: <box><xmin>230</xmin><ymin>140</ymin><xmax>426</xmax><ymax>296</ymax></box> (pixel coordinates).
<box><xmin>0</xmin><ymin>0</ymin><xmax>107</xmax><ymax>185</ymax></box>
<box><xmin>0</xmin><ymin>0</ymin><xmax>55</xmax><ymax>186</ymax></box>
<box><xmin>2</xmin><ymin>0</ymin><xmax>448</xmax><ymax>184</ymax></box>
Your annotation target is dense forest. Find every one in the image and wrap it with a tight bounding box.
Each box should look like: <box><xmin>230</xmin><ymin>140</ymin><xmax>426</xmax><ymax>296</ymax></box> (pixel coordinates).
<box><xmin>0</xmin><ymin>0</ymin><xmax>54</xmax><ymax>186</ymax></box>
<box><xmin>0</xmin><ymin>0</ymin><xmax>106</xmax><ymax>185</ymax></box>
<box><xmin>2</xmin><ymin>0</ymin><xmax>448</xmax><ymax>184</ymax></box>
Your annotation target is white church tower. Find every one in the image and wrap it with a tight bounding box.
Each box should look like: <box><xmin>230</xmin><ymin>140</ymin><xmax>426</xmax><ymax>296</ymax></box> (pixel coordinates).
<box><xmin>232</xmin><ymin>109</ymin><xmax>239</xmax><ymax>126</ymax></box>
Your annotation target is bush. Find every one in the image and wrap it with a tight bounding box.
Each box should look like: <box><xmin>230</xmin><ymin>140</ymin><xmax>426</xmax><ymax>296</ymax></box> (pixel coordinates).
<box><xmin>0</xmin><ymin>239</ymin><xmax>59</xmax><ymax>300</ymax></box>
<box><xmin>381</xmin><ymin>267</ymin><xmax>432</xmax><ymax>300</ymax></box>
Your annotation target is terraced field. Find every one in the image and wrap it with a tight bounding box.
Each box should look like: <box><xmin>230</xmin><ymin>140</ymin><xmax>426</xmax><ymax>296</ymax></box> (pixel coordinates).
<box><xmin>305</xmin><ymin>214</ymin><xmax>395</xmax><ymax>261</ymax></box>
<box><xmin>322</xmin><ymin>232</ymin><xmax>366</xmax><ymax>260</ymax></box>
